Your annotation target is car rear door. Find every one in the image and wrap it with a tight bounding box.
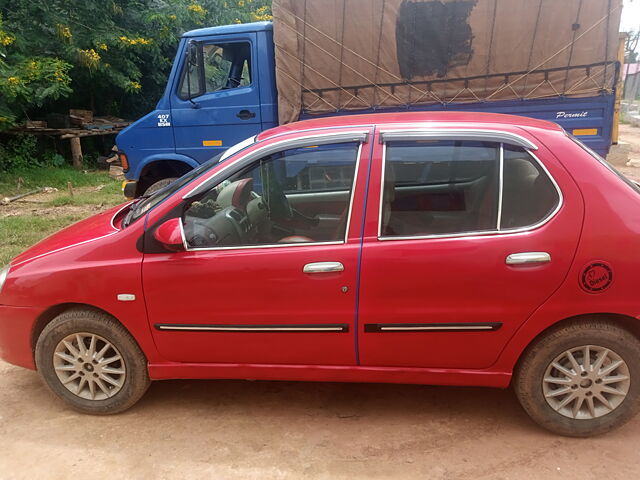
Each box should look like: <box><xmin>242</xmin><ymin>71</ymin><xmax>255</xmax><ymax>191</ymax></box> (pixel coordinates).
<box><xmin>357</xmin><ymin>128</ymin><xmax>584</xmax><ymax>369</ymax></box>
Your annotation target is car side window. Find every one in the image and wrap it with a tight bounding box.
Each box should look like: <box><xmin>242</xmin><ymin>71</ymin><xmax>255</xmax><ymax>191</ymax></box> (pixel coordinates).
<box><xmin>180</xmin><ymin>42</ymin><xmax>251</xmax><ymax>98</ymax></box>
<box><xmin>183</xmin><ymin>142</ymin><xmax>360</xmax><ymax>249</ymax></box>
<box><xmin>500</xmin><ymin>145</ymin><xmax>559</xmax><ymax>229</ymax></box>
<box><xmin>382</xmin><ymin>140</ymin><xmax>500</xmax><ymax>236</ymax></box>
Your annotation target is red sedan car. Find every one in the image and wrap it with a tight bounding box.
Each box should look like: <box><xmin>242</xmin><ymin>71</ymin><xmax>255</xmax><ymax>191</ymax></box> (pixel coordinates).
<box><xmin>1</xmin><ymin>112</ymin><xmax>639</xmax><ymax>436</ymax></box>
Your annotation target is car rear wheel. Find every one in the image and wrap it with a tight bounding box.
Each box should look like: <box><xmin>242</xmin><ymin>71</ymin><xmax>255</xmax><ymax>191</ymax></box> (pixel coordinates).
<box><xmin>514</xmin><ymin>319</ymin><xmax>640</xmax><ymax>437</ymax></box>
<box><xmin>35</xmin><ymin>309</ymin><xmax>150</xmax><ymax>414</ymax></box>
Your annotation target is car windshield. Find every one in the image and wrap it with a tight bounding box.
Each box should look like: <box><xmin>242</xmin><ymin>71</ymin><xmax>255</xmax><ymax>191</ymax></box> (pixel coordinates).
<box><xmin>568</xmin><ymin>134</ymin><xmax>640</xmax><ymax>195</ymax></box>
<box><xmin>123</xmin><ymin>135</ymin><xmax>256</xmax><ymax>227</ymax></box>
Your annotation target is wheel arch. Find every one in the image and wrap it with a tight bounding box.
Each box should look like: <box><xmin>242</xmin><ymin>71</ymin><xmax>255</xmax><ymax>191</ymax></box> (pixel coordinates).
<box><xmin>513</xmin><ymin>312</ymin><xmax>640</xmax><ymax>373</ymax></box>
<box><xmin>30</xmin><ymin>303</ymin><xmax>141</xmax><ymax>362</ymax></box>
<box><xmin>135</xmin><ymin>155</ymin><xmax>198</xmax><ymax>196</ymax></box>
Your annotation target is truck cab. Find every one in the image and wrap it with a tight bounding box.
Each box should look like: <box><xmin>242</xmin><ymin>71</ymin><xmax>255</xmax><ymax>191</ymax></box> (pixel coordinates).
<box><xmin>117</xmin><ymin>22</ymin><xmax>277</xmax><ymax>197</ymax></box>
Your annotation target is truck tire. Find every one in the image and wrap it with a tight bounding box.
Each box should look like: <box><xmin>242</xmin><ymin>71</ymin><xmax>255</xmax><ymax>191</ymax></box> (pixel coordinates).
<box><xmin>514</xmin><ymin>318</ymin><xmax>640</xmax><ymax>437</ymax></box>
<box><xmin>35</xmin><ymin>308</ymin><xmax>150</xmax><ymax>414</ymax></box>
<box><xmin>145</xmin><ymin>177</ymin><xmax>178</xmax><ymax>195</ymax></box>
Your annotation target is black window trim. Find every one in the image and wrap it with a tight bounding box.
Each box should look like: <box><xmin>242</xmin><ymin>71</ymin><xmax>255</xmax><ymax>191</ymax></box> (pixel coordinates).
<box><xmin>377</xmin><ymin>134</ymin><xmax>563</xmax><ymax>241</ymax></box>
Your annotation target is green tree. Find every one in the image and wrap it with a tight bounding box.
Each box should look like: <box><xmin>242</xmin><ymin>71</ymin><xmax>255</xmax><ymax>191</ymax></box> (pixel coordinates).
<box><xmin>0</xmin><ymin>0</ymin><xmax>271</xmax><ymax>129</ymax></box>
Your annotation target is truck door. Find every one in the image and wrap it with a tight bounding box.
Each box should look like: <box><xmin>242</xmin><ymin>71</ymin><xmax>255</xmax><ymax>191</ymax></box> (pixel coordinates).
<box><xmin>171</xmin><ymin>33</ymin><xmax>262</xmax><ymax>164</ymax></box>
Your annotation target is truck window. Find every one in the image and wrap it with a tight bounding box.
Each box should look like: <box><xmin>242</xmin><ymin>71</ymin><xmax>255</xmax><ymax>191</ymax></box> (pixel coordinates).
<box><xmin>179</xmin><ymin>42</ymin><xmax>251</xmax><ymax>98</ymax></box>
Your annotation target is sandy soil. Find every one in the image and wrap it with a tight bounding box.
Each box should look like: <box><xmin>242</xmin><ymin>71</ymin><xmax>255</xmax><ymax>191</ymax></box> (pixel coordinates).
<box><xmin>1</xmin><ymin>360</ymin><xmax>640</xmax><ymax>480</ymax></box>
<box><xmin>2</xmin><ymin>127</ymin><xmax>640</xmax><ymax>479</ymax></box>
<box><xmin>616</xmin><ymin>124</ymin><xmax>640</xmax><ymax>182</ymax></box>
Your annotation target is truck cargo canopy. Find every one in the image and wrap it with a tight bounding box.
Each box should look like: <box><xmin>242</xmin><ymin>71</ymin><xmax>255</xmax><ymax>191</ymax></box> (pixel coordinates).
<box><xmin>272</xmin><ymin>0</ymin><xmax>622</xmax><ymax>124</ymax></box>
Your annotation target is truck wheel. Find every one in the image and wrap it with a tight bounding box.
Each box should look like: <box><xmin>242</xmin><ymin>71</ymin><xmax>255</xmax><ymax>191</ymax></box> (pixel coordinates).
<box><xmin>35</xmin><ymin>309</ymin><xmax>150</xmax><ymax>414</ymax></box>
<box><xmin>514</xmin><ymin>319</ymin><xmax>640</xmax><ymax>437</ymax></box>
<box><xmin>144</xmin><ymin>177</ymin><xmax>178</xmax><ymax>195</ymax></box>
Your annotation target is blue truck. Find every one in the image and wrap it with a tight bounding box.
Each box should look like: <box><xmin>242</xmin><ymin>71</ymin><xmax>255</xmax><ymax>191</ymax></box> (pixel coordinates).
<box><xmin>117</xmin><ymin>0</ymin><xmax>623</xmax><ymax>197</ymax></box>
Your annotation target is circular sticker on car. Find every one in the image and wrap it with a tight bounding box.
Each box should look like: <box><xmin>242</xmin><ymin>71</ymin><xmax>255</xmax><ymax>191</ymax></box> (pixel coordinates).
<box><xmin>580</xmin><ymin>262</ymin><xmax>613</xmax><ymax>293</ymax></box>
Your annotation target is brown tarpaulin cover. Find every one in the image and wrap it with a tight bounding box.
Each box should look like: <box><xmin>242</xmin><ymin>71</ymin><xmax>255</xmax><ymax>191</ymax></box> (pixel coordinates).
<box><xmin>272</xmin><ymin>0</ymin><xmax>622</xmax><ymax>124</ymax></box>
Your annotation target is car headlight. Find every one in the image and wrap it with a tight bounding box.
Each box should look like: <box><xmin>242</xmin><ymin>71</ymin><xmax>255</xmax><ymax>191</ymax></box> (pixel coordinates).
<box><xmin>0</xmin><ymin>265</ymin><xmax>10</xmax><ymax>293</ymax></box>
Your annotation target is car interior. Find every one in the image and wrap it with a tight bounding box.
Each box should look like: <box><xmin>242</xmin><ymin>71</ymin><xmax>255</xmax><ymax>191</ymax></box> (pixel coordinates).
<box><xmin>182</xmin><ymin>143</ymin><xmax>359</xmax><ymax>248</ymax></box>
<box><xmin>382</xmin><ymin>141</ymin><xmax>500</xmax><ymax>236</ymax></box>
<box><xmin>181</xmin><ymin>140</ymin><xmax>560</xmax><ymax>248</ymax></box>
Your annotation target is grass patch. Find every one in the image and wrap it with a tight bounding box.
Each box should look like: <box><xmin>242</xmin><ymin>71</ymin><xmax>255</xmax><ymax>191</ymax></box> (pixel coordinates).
<box><xmin>0</xmin><ymin>215</ymin><xmax>86</xmax><ymax>265</ymax></box>
<box><xmin>0</xmin><ymin>167</ymin><xmax>117</xmax><ymax>197</ymax></box>
<box><xmin>46</xmin><ymin>181</ymin><xmax>123</xmax><ymax>207</ymax></box>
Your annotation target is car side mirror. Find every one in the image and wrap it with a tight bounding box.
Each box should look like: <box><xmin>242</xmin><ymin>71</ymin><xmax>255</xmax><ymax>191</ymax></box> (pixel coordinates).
<box><xmin>187</xmin><ymin>40</ymin><xmax>200</xmax><ymax>67</ymax></box>
<box><xmin>153</xmin><ymin>218</ymin><xmax>185</xmax><ymax>252</ymax></box>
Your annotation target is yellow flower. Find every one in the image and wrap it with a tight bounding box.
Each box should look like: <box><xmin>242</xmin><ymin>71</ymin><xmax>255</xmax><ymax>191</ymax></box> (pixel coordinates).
<box><xmin>56</xmin><ymin>24</ymin><xmax>72</xmax><ymax>40</ymax></box>
<box><xmin>188</xmin><ymin>3</ymin><xmax>207</xmax><ymax>15</ymax></box>
<box><xmin>7</xmin><ymin>76</ymin><xmax>20</xmax><ymax>85</ymax></box>
<box><xmin>251</xmin><ymin>6</ymin><xmax>272</xmax><ymax>21</ymax></box>
<box><xmin>129</xmin><ymin>81</ymin><xmax>142</xmax><ymax>90</ymax></box>
<box><xmin>238</xmin><ymin>0</ymin><xmax>245</xmax><ymax>6</ymax></box>
<box><xmin>78</xmin><ymin>48</ymin><xmax>101</xmax><ymax>69</ymax></box>
<box><xmin>0</xmin><ymin>33</ymin><xmax>14</xmax><ymax>46</ymax></box>
<box><xmin>25</xmin><ymin>60</ymin><xmax>40</xmax><ymax>80</ymax></box>
<box><xmin>169</xmin><ymin>14</ymin><xmax>177</xmax><ymax>20</ymax></box>
<box><xmin>98</xmin><ymin>43</ymin><xmax>108</xmax><ymax>51</ymax></box>
<box><xmin>119</xmin><ymin>35</ymin><xmax>151</xmax><ymax>46</ymax></box>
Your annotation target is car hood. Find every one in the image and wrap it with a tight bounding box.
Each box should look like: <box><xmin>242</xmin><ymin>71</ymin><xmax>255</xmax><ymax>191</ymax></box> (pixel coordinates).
<box><xmin>10</xmin><ymin>203</ymin><xmax>131</xmax><ymax>267</ymax></box>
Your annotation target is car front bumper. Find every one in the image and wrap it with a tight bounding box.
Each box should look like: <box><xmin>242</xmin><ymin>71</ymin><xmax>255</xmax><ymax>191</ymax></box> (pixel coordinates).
<box><xmin>0</xmin><ymin>305</ymin><xmax>41</xmax><ymax>370</ymax></box>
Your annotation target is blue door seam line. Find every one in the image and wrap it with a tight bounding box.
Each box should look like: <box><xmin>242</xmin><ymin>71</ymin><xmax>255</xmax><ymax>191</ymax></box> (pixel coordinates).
<box><xmin>354</xmin><ymin>126</ymin><xmax>376</xmax><ymax>366</ymax></box>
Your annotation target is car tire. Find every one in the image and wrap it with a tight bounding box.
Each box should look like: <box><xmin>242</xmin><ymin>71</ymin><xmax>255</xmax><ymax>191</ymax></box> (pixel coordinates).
<box><xmin>514</xmin><ymin>318</ymin><xmax>640</xmax><ymax>437</ymax></box>
<box><xmin>144</xmin><ymin>177</ymin><xmax>178</xmax><ymax>195</ymax></box>
<box><xmin>35</xmin><ymin>308</ymin><xmax>150</xmax><ymax>414</ymax></box>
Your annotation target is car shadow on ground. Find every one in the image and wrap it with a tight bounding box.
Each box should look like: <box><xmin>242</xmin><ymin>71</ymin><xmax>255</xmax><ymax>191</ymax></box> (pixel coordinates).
<box><xmin>134</xmin><ymin>376</ymin><xmax>538</xmax><ymax>434</ymax></box>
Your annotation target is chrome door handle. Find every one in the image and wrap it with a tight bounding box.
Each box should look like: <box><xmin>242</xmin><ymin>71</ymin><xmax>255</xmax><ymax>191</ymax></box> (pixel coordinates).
<box><xmin>506</xmin><ymin>252</ymin><xmax>551</xmax><ymax>265</ymax></box>
<box><xmin>303</xmin><ymin>262</ymin><xmax>344</xmax><ymax>274</ymax></box>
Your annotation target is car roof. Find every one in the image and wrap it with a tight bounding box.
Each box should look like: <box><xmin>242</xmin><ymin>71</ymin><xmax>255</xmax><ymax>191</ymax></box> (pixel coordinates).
<box><xmin>182</xmin><ymin>21</ymin><xmax>272</xmax><ymax>38</ymax></box>
<box><xmin>257</xmin><ymin>111</ymin><xmax>563</xmax><ymax>141</ymax></box>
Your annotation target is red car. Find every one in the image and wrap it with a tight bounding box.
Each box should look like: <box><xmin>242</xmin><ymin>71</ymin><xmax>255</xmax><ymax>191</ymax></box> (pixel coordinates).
<box><xmin>1</xmin><ymin>112</ymin><xmax>639</xmax><ymax>437</ymax></box>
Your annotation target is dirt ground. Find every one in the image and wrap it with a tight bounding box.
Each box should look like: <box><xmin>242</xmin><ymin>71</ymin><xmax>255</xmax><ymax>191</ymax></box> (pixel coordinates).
<box><xmin>2</xmin><ymin>127</ymin><xmax>640</xmax><ymax>479</ymax></box>
<box><xmin>1</xmin><ymin>360</ymin><xmax>640</xmax><ymax>480</ymax></box>
<box><xmin>0</xmin><ymin>186</ymin><xmax>117</xmax><ymax>219</ymax></box>
<box><xmin>616</xmin><ymin>124</ymin><xmax>640</xmax><ymax>182</ymax></box>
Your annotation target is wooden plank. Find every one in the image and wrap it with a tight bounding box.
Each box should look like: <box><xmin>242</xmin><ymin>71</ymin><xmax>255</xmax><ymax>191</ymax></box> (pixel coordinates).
<box><xmin>70</xmin><ymin>137</ymin><xmax>83</xmax><ymax>169</ymax></box>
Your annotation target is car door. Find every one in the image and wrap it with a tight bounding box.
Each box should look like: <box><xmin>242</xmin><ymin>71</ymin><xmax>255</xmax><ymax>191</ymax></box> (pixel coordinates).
<box><xmin>142</xmin><ymin>130</ymin><xmax>372</xmax><ymax>365</ymax></box>
<box><xmin>171</xmin><ymin>34</ymin><xmax>263</xmax><ymax>163</ymax></box>
<box><xmin>358</xmin><ymin>129</ymin><xmax>584</xmax><ymax>369</ymax></box>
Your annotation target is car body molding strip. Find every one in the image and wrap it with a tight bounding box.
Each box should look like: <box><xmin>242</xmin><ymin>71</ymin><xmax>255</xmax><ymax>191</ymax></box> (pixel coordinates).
<box><xmin>364</xmin><ymin>322</ymin><xmax>503</xmax><ymax>332</ymax></box>
<box><xmin>155</xmin><ymin>323</ymin><xmax>349</xmax><ymax>332</ymax></box>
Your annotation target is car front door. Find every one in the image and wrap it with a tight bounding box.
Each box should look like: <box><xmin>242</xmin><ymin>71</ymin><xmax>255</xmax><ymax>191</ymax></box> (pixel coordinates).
<box><xmin>142</xmin><ymin>130</ymin><xmax>371</xmax><ymax>365</ymax></box>
<box><xmin>171</xmin><ymin>34</ymin><xmax>262</xmax><ymax>163</ymax></box>
<box><xmin>358</xmin><ymin>130</ymin><xmax>584</xmax><ymax>369</ymax></box>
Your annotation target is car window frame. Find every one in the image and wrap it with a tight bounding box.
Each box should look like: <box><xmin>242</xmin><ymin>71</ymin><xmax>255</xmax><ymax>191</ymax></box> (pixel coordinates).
<box><xmin>176</xmin><ymin>38</ymin><xmax>254</xmax><ymax>101</ymax></box>
<box><xmin>178</xmin><ymin>130</ymin><xmax>370</xmax><ymax>252</ymax></box>
<box><xmin>377</xmin><ymin>130</ymin><xmax>563</xmax><ymax>241</ymax></box>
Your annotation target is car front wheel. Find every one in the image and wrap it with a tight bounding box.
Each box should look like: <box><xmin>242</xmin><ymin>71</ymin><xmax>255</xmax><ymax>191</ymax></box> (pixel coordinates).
<box><xmin>35</xmin><ymin>309</ymin><xmax>150</xmax><ymax>414</ymax></box>
<box><xmin>514</xmin><ymin>319</ymin><xmax>640</xmax><ymax>437</ymax></box>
